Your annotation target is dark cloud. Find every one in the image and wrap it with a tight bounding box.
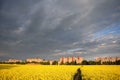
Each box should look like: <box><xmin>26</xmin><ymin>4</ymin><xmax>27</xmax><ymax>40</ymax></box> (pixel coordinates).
<box><xmin>0</xmin><ymin>0</ymin><xmax>120</xmax><ymax>60</ymax></box>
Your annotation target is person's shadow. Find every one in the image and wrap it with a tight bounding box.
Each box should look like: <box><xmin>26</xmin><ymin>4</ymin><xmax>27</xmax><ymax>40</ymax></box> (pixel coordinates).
<box><xmin>73</xmin><ymin>68</ymin><xmax>82</xmax><ymax>80</ymax></box>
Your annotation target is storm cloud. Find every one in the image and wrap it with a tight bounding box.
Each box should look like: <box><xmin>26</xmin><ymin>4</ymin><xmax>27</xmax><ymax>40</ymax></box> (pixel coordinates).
<box><xmin>0</xmin><ymin>0</ymin><xmax>120</xmax><ymax>60</ymax></box>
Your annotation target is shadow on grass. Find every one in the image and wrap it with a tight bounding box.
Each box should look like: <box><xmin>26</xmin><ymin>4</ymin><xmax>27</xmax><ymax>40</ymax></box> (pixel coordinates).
<box><xmin>73</xmin><ymin>68</ymin><xmax>82</xmax><ymax>80</ymax></box>
<box><xmin>0</xmin><ymin>64</ymin><xmax>18</xmax><ymax>70</ymax></box>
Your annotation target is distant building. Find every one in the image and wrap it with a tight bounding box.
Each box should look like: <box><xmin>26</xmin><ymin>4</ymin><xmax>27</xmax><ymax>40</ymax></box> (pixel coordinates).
<box><xmin>95</xmin><ymin>57</ymin><xmax>120</xmax><ymax>64</ymax></box>
<box><xmin>116</xmin><ymin>57</ymin><xmax>120</xmax><ymax>61</ymax></box>
<box><xmin>26</xmin><ymin>58</ymin><xmax>54</xmax><ymax>64</ymax></box>
<box><xmin>26</xmin><ymin>58</ymin><xmax>43</xmax><ymax>63</ymax></box>
<box><xmin>6</xmin><ymin>59</ymin><xmax>22</xmax><ymax>63</ymax></box>
<box><xmin>49</xmin><ymin>60</ymin><xmax>54</xmax><ymax>65</ymax></box>
<box><xmin>58</xmin><ymin>56</ymin><xmax>84</xmax><ymax>64</ymax></box>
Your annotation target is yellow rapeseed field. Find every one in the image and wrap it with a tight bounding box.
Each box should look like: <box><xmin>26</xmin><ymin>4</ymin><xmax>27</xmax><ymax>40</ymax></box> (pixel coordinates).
<box><xmin>0</xmin><ymin>64</ymin><xmax>120</xmax><ymax>80</ymax></box>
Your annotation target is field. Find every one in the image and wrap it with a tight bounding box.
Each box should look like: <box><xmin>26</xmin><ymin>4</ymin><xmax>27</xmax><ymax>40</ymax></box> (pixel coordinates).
<box><xmin>0</xmin><ymin>64</ymin><xmax>120</xmax><ymax>80</ymax></box>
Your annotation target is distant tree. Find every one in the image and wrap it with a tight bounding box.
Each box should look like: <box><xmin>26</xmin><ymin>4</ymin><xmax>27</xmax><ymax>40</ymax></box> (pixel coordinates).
<box><xmin>52</xmin><ymin>61</ymin><xmax>58</xmax><ymax>65</ymax></box>
<box><xmin>81</xmin><ymin>60</ymin><xmax>88</xmax><ymax>65</ymax></box>
<box><xmin>96</xmin><ymin>61</ymin><xmax>101</xmax><ymax>65</ymax></box>
<box><xmin>112</xmin><ymin>62</ymin><xmax>116</xmax><ymax>65</ymax></box>
<box><xmin>88</xmin><ymin>61</ymin><xmax>96</xmax><ymax>65</ymax></box>
<box><xmin>60</xmin><ymin>61</ymin><xmax>64</xmax><ymax>65</ymax></box>
<box><xmin>74</xmin><ymin>60</ymin><xmax>77</xmax><ymax>65</ymax></box>
<box><xmin>46</xmin><ymin>61</ymin><xmax>50</xmax><ymax>65</ymax></box>
<box><xmin>116</xmin><ymin>60</ymin><xmax>120</xmax><ymax>65</ymax></box>
<box><xmin>42</xmin><ymin>61</ymin><xmax>50</xmax><ymax>65</ymax></box>
<box><xmin>31</xmin><ymin>61</ymin><xmax>37</xmax><ymax>64</ymax></box>
<box><xmin>103</xmin><ymin>62</ymin><xmax>107</xmax><ymax>65</ymax></box>
<box><xmin>15</xmin><ymin>62</ymin><xmax>20</xmax><ymax>64</ymax></box>
<box><xmin>103</xmin><ymin>61</ymin><xmax>110</xmax><ymax>65</ymax></box>
<box><xmin>65</xmin><ymin>62</ymin><xmax>70</xmax><ymax>65</ymax></box>
<box><xmin>70</xmin><ymin>61</ymin><xmax>77</xmax><ymax>65</ymax></box>
<box><xmin>0</xmin><ymin>62</ymin><xmax>3</xmax><ymax>64</ymax></box>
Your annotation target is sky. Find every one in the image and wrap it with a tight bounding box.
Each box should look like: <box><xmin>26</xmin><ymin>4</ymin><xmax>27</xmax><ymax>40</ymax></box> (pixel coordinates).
<box><xmin>0</xmin><ymin>0</ymin><xmax>120</xmax><ymax>60</ymax></box>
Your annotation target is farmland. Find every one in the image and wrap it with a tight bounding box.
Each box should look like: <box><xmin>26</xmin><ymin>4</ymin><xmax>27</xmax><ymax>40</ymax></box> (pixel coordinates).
<box><xmin>0</xmin><ymin>64</ymin><xmax>120</xmax><ymax>80</ymax></box>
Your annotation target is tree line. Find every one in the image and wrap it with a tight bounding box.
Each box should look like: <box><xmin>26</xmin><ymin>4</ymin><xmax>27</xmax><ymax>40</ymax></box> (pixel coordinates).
<box><xmin>0</xmin><ymin>61</ymin><xmax>58</xmax><ymax>65</ymax></box>
<box><xmin>0</xmin><ymin>60</ymin><xmax>120</xmax><ymax>65</ymax></box>
<box><xmin>60</xmin><ymin>60</ymin><xmax>120</xmax><ymax>65</ymax></box>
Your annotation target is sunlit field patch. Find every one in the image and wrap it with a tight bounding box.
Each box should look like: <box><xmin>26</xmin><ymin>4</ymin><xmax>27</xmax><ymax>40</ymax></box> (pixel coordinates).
<box><xmin>0</xmin><ymin>64</ymin><xmax>120</xmax><ymax>80</ymax></box>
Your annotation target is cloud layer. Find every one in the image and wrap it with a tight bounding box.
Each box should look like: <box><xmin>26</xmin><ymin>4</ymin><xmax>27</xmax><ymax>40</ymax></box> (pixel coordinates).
<box><xmin>0</xmin><ymin>0</ymin><xmax>120</xmax><ymax>60</ymax></box>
